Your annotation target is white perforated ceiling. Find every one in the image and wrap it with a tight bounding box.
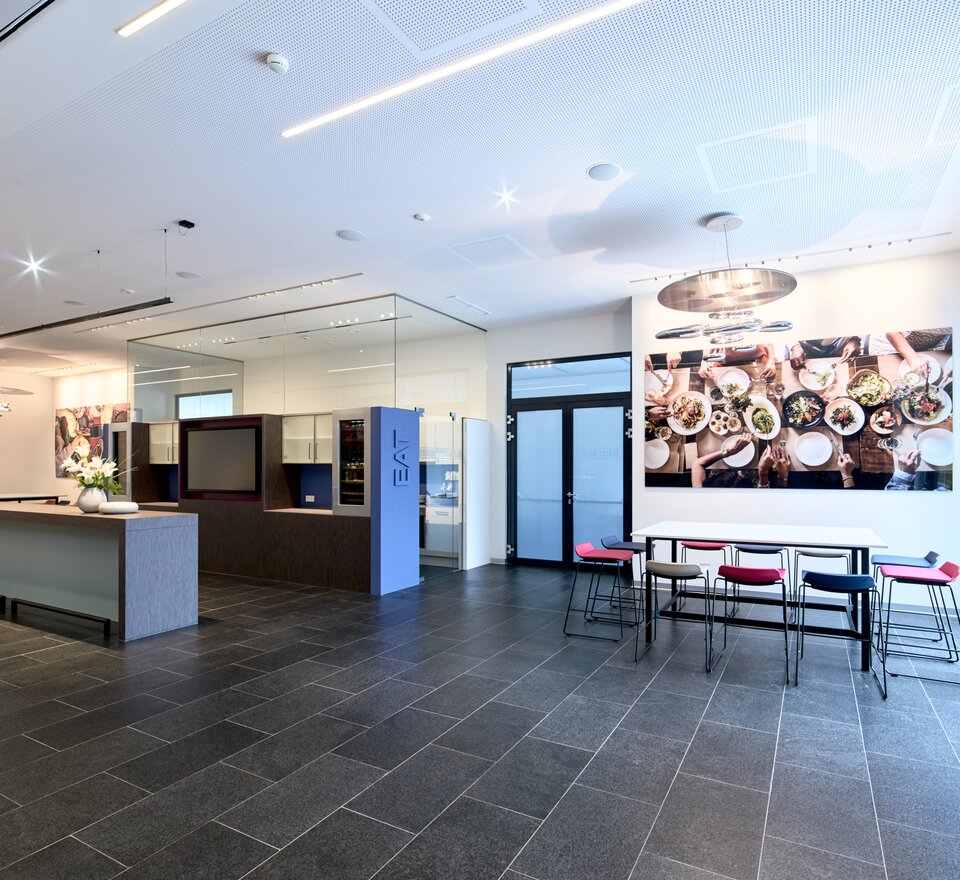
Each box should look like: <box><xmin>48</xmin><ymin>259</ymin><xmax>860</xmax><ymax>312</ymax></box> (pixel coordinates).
<box><xmin>1</xmin><ymin>0</ymin><xmax>959</xmax><ymax>368</ymax></box>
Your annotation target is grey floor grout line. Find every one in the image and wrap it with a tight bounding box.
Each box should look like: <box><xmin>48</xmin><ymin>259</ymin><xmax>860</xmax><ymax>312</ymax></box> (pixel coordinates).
<box><xmin>762</xmin><ymin>833</ymin><xmax>886</xmax><ymax>867</ymax></box>
<box><xmin>69</xmin><ymin>834</ymin><xmax>130</xmax><ymax>868</ymax></box>
<box><xmin>212</xmin><ymin>819</ymin><xmax>279</xmax><ymax>850</ymax></box>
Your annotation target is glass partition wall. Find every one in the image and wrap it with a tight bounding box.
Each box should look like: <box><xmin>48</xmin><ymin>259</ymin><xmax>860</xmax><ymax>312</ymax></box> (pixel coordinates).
<box><xmin>128</xmin><ymin>295</ymin><xmax>485</xmax><ymax>581</ymax></box>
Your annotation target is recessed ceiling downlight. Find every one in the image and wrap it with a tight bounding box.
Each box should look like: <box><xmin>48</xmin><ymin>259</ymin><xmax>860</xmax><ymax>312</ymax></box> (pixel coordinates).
<box><xmin>175</xmin><ymin>271</ymin><xmax>203</xmax><ymax>280</ymax></box>
<box><xmin>412</xmin><ymin>213</ymin><xmax>431</xmax><ymax>222</ymax></box>
<box><xmin>336</xmin><ymin>229</ymin><xmax>366</xmax><ymax>242</ymax></box>
<box><xmin>588</xmin><ymin>163</ymin><xmax>621</xmax><ymax>181</ymax></box>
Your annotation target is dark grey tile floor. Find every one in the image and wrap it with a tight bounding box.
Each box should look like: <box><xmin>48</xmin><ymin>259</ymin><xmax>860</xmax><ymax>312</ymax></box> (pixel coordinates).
<box><xmin>0</xmin><ymin>565</ymin><xmax>958</xmax><ymax>879</ymax></box>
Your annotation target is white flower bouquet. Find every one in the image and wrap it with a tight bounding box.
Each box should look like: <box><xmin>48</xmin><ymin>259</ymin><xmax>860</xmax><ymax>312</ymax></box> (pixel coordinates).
<box><xmin>61</xmin><ymin>454</ymin><xmax>123</xmax><ymax>495</ymax></box>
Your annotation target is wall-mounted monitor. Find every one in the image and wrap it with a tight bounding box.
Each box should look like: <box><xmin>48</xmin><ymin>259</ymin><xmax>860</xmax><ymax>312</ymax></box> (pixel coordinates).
<box><xmin>184</xmin><ymin>426</ymin><xmax>261</xmax><ymax>494</ymax></box>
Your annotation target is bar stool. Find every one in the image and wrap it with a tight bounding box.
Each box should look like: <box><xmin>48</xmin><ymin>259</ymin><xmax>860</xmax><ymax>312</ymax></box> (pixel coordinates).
<box><xmin>796</xmin><ymin>570</ymin><xmax>885</xmax><ymax>697</ymax></box>
<box><xmin>681</xmin><ymin>541</ymin><xmax>729</xmax><ymax>567</ymax></box>
<box><xmin>637</xmin><ymin>561</ymin><xmax>708</xmax><ymax>665</ymax></box>
<box><xmin>872</xmin><ymin>551</ymin><xmax>942</xmax><ymax>646</ymax></box>
<box><xmin>563</xmin><ymin>542</ymin><xmax>637</xmax><ymax>642</ymax></box>
<box><xmin>877</xmin><ymin>562</ymin><xmax>960</xmax><ymax>687</ymax></box>
<box><xmin>601</xmin><ymin>535</ymin><xmax>645</xmax><ymax>594</ymax></box>
<box><xmin>714</xmin><ymin>565</ymin><xmax>789</xmax><ymax>677</ymax></box>
<box><xmin>732</xmin><ymin>544</ymin><xmax>787</xmax><ymax>616</ymax></box>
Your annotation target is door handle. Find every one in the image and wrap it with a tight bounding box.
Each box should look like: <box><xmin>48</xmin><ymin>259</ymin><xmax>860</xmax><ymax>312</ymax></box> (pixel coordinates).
<box><xmin>307</xmin><ymin>442</ymin><xmax>313</xmax><ymax>461</ymax></box>
<box><xmin>566</xmin><ymin>491</ymin><xmax>577</xmax><ymax>505</ymax></box>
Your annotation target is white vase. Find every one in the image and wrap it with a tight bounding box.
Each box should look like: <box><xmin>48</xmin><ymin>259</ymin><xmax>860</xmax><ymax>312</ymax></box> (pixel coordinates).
<box><xmin>77</xmin><ymin>487</ymin><xmax>108</xmax><ymax>513</ymax></box>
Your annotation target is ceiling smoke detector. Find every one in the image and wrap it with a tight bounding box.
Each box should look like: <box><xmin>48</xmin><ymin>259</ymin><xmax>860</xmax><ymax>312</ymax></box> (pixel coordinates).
<box><xmin>266</xmin><ymin>53</ymin><xmax>290</xmax><ymax>75</ymax></box>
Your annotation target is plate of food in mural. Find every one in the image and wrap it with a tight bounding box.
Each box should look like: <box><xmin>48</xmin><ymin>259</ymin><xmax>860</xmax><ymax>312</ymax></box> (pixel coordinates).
<box><xmin>898</xmin><ymin>354</ymin><xmax>941</xmax><ymax>386</ymax></box>
<box><xmin>716</xmin><ymin>368</ymin><xmax>750</xmax><ymax>397</ymax></box>
<box><xmin>745</xmin><ymin>397</ymin><xmax>781</xmax><ymax>440</ymax></box>
<box><xmin>667</xmin><ymin>391</ymin><xmax>711</xmax><ymax>436</ymax></box>
<box><xmin>847</xmin><ymin>370</ymin><xmax>891</xmax><ymax>407</ymax></box>
<box><xmin>901</xmin><ymin>386</ymin><xmax>952</xmax><ymax>425</ymax></box>
<box><xmin>645</xmin><ymin>370</ymin><xmax>674</xmax><ymax>398</ymax></box>
<box><xmin>783</xmin><ymin>391</ymin><xmax>825</xmax><ymax>429</ymax></box>
<box><xmin>824</xmin><ymin>397</ymin><xmax>865</xmax><ymax>436</ymax></box>
<box><xmin>799</xmin><ymin>365</ymin><xmax>836</xmax><ymax>391</ymax></box>
<box><xmin>869</xmin><ymin>406</ymin><xmax>902</xmax><ymax>435</ymax></box>
<box><xmin>721</xmin><ymin>434</ymin><xmax>756</xmax><ymax>467</ymax></box>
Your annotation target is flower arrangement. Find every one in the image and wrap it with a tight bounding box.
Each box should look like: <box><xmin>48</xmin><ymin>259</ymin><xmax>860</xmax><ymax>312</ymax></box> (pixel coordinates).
<box><xmin>0</xmin><ymin>401</ymin><xmax>10</xmax><ymax>416</ymax></box>
<box><xmin>61</xmin><ymin>454</ymin><xmax>123</xmax><ymax>494</ymax></box>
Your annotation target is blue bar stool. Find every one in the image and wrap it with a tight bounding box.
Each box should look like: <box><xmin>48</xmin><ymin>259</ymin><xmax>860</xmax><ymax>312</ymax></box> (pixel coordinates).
<box><xmin>797</xmin><ymin>570</ymin><xmax>885</xmax><ymax>697</ymax></box>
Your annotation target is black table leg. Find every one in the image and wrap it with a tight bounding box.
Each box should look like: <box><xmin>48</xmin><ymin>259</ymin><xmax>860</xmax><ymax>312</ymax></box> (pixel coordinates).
<box><xmin>859</xmin><ymin>547</ymin><xmax>871</xmax><ymax>671</ymax></box>
<box><xmin>645</xmin><ymin>536</ymin><xmax>654</xmax><ymax>644</ymax></box>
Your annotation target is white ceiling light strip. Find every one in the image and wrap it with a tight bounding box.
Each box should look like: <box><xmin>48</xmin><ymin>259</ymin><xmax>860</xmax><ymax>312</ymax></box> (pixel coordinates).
<box><xmin>283</xmin><ymin>0</ymin><xmax>648</xmax><ymax>137</ymax></box>
<box><xmin>132</xmin><ymin>372</ymin><xmax>239</xmax><ymax>387</ymax></box>
<box><xmin>327</xmin><ymin>363</ymin><xmax>395</xmax><ymax>373</ymax></box>
<box><xmin>117</xmin><ymin>0</ymin><xmax>191</xmax><ymax>37</ymax></box>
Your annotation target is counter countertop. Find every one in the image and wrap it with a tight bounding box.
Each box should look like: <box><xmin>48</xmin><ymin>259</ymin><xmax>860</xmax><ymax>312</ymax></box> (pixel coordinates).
<box><xmin>267</xmin><ymin>507</ymin><xmax>334</xmax><ymax>516</ymax></box>
<box><xmin>0</xmin><ymin>502</ymin><xmax>198</xmax><ymax>532</ymax></box>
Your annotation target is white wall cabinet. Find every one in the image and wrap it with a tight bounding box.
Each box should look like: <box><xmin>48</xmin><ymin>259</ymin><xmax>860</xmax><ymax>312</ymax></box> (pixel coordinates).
<box><xmin>281</xmin><ymin>414</ymin><xmax>332</xmax><ymax>464</ymax></box>
<box><xmin>148</xmin><ymin>422</ymin><xmax>179</xmax><ymax>464</ymax></box>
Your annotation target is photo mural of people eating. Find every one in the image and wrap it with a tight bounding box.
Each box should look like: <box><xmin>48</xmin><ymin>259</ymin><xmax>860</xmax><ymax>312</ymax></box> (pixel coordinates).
<box><xmin>644</xmin><ymin>328</ymin><xmax>953</xmax><ymax>490</ymax></box>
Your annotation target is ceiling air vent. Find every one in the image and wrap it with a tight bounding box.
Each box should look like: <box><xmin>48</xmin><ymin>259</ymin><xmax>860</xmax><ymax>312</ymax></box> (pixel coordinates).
<box><xmin>449</xmin><ymin>235</ymin><xmax>537</xmax><ymax>270</ymax></box>
<box><xmin>697</xmin><ymin>117</ymin><xmax>818</xmax><ymax>193</ymax></box>
<box><xmin>360</xmin><ymin>0</ymin><xmax>542</xmax><ymax>59</ymax></box>
<box><xmin>927</xmin><ymin>84</ymin><xmax>960</xmax><ymax>147</ymax></box>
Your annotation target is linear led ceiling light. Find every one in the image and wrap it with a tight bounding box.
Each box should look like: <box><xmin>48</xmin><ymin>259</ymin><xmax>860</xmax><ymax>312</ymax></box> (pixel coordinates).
<box><xmin>0</xmin><ymin>298</ymin><xmax>173</xmax><ymax>341</ymax></box>
<box><xmin>116</xmin><ymin>0</ymin><xmax>190</xmax><ymax>37</ymax></box>
<box><xmin>283</xmin><ymin>0</ymin><xmax>648</xmax><ymax>137</ymax></box>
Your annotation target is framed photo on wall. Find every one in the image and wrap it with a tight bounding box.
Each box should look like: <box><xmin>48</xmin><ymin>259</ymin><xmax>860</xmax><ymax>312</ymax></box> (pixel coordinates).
<box><xmin>644</xmin><ymin>328</ymin><xmax>952</xmax><ymax>491</ymax></box>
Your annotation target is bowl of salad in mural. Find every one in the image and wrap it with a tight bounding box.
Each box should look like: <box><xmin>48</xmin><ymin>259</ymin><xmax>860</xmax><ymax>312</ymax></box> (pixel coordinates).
<box><xmin>847</xmin><ymin>370</ymin><xmax>891</xmax><ymax>407</ymax></box>
<box><xmin>900</xmin><ymin>386</ymin><xmax>952</xmax><ymax>426</ymax></box>
<box><xmin>745</xmin><ymin>397</ymin><xmax>781</xmax><ymax>440</ymax></box>
<box><xmin>869</xmin><ymin>406</ymin><xmax>902</xmax><ymax>435</ymax></box>
<box><xmin>783</xmin><ymin>390</ymin><xmax>825</xmax><ymax>429</ymax></box>
<box><xmin>824</xmin><ymin>397</ymin><xmax>865</xmax><ymax>436</ymax></box>
<box><xmin>666</xmin><ymin>391</ymin><xmax>712</xmax><ymax>436</ymax></box>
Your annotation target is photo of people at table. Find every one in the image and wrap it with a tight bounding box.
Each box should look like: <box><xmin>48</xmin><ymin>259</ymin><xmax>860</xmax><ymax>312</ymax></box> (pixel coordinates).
<box><xmin>644</xmin><ymin>328</ymin><xmax>953</xmax><ymax>490</ymax></box>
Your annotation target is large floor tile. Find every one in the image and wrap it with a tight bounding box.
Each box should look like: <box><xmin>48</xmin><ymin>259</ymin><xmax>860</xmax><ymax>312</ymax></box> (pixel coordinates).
<box><xmin>0</xmin><ymin>836</ymin><xmax>120</xmax><ymax>880</ymax></box>
<box><xmin>766</xmin><ymin>763</ymin><xmax>883</xmax><ymax>865</ymax></box>
<box><xmin>245</xmin><ymin>808</ymin><xmax>411</xmax><ymax>880</ymax></box>
<box><xmin>758</xmin><ymin>836</ymin><xmax>885</xmax><ymax>880</ymax></box>
<box><xmin>868</xmin><ymin>751</ymin><xmax>960</xmax><ymax>837</ymax></box>
<box><xmin>412</xmin><ymin>674</ymin><xmax>507</xmax><ymax>718</ymax></box>
<box><xmin>620</xmin><ymin>689</ymin><xmax>708</xmax><ymax>742</ymax></box>
<box><xmin>221</xmin><ymin>753</ymin><xmax>383</xmax><ymax>847</ymax></box>
<box><xmin>579</xmin><ymin>728</ymin><xmax>687</xmax><ymax>806</ymax></box>
<box><xmin>348</xmin><ymin>745</ymin><xmax>491</xmax><ymax>833</ymax></box>
<box><xmin>373</xmin><ymin>795</ymin><xmax>538</xmax><ymax>880</ymax></box>
<box><xmin>229</xmin><ymin>683</ymin><xmax>350</xmax><ymax>733</ymax></box>
<box><xmin>468</xmin><ymin>736</ymin><xmax>589</xmax><ymax>819</ymax></box>
<box><xmin>334</xmin><ymin>707</ymin><xmax>455</xmax><ymax>769</ymax></box>
<box><xmin>496</xmin><ymin>669</ymin><xmax>584</xmax><ymax>713</ymax></box>
<box><xmin>78</xmin><ymin>762</ymin><xmax>268</xmax><ymax>866</ymax></box>
<box><xmin>703</xmin><ymin>682</ymin><xmax>783</xmax><ymax>733</ymax></box>
<box><xmin>680</xmin><ymin>720</ymin><xmax>776</xmax><ymax>791</ymax></box>
<box><xmin>859</xmin><ymin>704</ymin><xmax>958</xmax><ymax>766</ymax></box>
<box><xmin>437</xmin><ymin>701</ymin><xmax>545</xmax><ymax>760</ymax></box>
<box><xmin>113</xmin><ymin>820</ymin><xmax>273</xmax><ymax>879</ymax></box>
<box><xmin>777</xmin><ymin>712</ymin><xmax>868</xmax><ymax>779</ymax></box>
<box><xmin>782</xmin><ymin>680</ymin><xmax>859</xmax><ymax>725</ymax></box>
<box><xmin>391</xmin><ymin>651</ymin><xmax>482</xmax><ymax>687</ymax></box>
<box><xmin>323</xmin><ymin>679</ymin><xmax>433</xmax><ymax>726</ymax></box>
<box><xmin>645</xmin><ymin>773</ymin><xmax>767</xmax><ymax>880</ymax></box>
<box><xmin>513</xmin><ymin>783</ymin><xmax>655</xmax><ymax>880</ymax></box>
<box><xmin>880</xmin><ymin>820</ymin><xmax>960</xmax><ymax>880</ymax></box>
<box><xmin>531</xmin><ymin>694</ymin><xmax>626</xmax><ymax>751</ymax></box>
<box><xmin>318</xmin><ymin>657</ymin><xmax>414</xmax><ymax>694</ymax></box>
<box><xmin>629</xmin><ymin>852</ymin><xmax>728</xmax><ymax>880</ymax></box>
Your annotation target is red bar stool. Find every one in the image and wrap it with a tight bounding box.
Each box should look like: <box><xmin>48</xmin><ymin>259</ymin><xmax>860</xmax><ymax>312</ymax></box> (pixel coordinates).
<box><xmin>714</xmin><ymin>565</ymin><xmax>790</xmax><ymax>676</ymax></box>
<box><xmin>681</xmin><ymin>541</ymin><xmax>729</xmax><ymax>568</ymax></box>
<box><xmin>563</xmin><ymin>542</ymin><xmax>637</xmax><ymax>642</ymax></box>
<box><xmin>877</xmin><ymin>562</ymin><xmax>960</xmax><ymax>687</ymax></box>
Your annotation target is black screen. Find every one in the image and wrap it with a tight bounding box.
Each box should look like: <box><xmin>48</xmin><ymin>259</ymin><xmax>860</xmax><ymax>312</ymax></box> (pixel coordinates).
<box><xmin>185</xmin><ymin>427</ymin><xmax>259</xmax><ymax>493</ymax></box>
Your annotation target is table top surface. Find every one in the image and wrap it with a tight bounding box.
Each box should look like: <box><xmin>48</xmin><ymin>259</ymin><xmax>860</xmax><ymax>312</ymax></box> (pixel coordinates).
<box><xmin>0</xmin><ymin>502</ymin><xmax>198</xmax><ymax>531</ymax></box>
<box><xmin>632</xmin><ymin>520</ymin><xmax>887</xmax><ymax>549</ymax></box>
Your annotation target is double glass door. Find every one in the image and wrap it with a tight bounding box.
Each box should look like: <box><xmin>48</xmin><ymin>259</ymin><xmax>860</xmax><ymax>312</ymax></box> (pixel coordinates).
<box><xmin>509</xmin><ymin>399</ymin><xmax>630</xmax><ymax>565</ymax></box>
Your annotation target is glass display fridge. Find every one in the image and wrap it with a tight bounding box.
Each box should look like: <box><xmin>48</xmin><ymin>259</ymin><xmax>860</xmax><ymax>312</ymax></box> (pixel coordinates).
<box><xmin>332</xmin><ymin>408</ymin><xmax>371</xmax><ymax>516</ymax></box>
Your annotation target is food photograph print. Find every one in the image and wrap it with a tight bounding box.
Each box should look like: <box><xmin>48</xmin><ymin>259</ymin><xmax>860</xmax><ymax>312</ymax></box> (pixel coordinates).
<box><xmin>644</xmin><ymin>328</ymin><xmax>953</xmax><ymax>491</ymax></box>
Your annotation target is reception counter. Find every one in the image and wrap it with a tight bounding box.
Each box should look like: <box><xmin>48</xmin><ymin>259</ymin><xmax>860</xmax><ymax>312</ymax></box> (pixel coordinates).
<box><xmin>0</xmin><ymin>503</ymin><xmax>198</xmax><ymax>640</ymax></box>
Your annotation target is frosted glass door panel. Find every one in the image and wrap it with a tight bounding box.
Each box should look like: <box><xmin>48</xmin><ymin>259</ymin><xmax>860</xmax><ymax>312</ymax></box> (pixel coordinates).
<box><xmin>573</xmin><ymin>406</ymin><xmax>623</xmax><ymax>547</ymax></box>
<box><xmin>516</xmin><ymin>409</ymin><xmax>563</xmax><ymax>561</ymax></box>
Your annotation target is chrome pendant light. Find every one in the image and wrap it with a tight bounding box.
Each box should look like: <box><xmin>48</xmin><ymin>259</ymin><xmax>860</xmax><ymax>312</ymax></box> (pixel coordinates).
<box><xmin>656</xmin><ymin>214</ymin><xmax>796</xmax><ymax>343</ymax></box>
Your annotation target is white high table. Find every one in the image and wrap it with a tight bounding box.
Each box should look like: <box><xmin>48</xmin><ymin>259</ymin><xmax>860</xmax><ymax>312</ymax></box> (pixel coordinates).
<box><xmin>632</xmin><ymin>521</ymin><xmax>887</xmax><ymax>670</ymax></box>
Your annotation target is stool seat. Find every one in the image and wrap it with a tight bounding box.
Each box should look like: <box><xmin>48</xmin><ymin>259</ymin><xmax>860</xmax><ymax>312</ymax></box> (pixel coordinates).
<box><xmin>878</xmin><ymin>562</ymin><xmax>959</xmax><ymax>585</ymax></box>
<box><xmin>801</xmin><ymin>570</ymin><xmax>874</xmax><ymax>592</ymax></box>
<box><xmin>578</xmin><ymin>547</ymin><xmax>633</xmax><ymax>563</ymax></box>
<box><xmin>681</xmin><ymin>541</ymin><xmax>728</xmax><ymax>551</ymax></box>
<box><xmin>600</xmin><ymin>535</ymin><xmax>645</xmax><ymax>553</ymax></box>
<box><xmin>646</xmin><ymin>561</ymin><xmax>705</xmax><ymax>579</ymax></box>
<box><xmin>796</xmin><ymin>547</ymin><xmax>849</xmax><ymax>559</ymax></box>
<box><xmin>873</xmin><ymin>551</ymin><xmax>939</xmax><ymax>568</ymax></box>
<box><xmin>734</xmin><ymin>543</ymin><xmax>786</xmax><ymax>554</ymax></box>
<box><xmin>718</xmin><ymin>565</ymin><xmax>786</xmax><ymax>585</ymax></box>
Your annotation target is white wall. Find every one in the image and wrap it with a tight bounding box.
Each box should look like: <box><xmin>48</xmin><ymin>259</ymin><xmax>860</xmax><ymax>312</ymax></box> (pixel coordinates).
<box><xmin>633</xmin><ymin>250</ymin><xmax>960</xmax><ymax>584</ymax></box>
<box><xmin>0</xmin><ymin>372</ymin><xmax>58</xmax><ymax>496</ymax></box>
<box><xmin>486</xmin><ymin>304</ymin><xmax>632</xmax><ymax>561</ymax></box>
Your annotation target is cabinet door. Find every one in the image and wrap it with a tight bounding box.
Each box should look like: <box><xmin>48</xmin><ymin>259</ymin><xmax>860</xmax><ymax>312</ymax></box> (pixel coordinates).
<box><xmin>148</xmin><ymin>423</ymin><xmax>173</xmax><ymax>464</ymax></box>
<box><xmin>282</xmin><ymin>415</ymin><xmax>315</xmax><ymax>463</ymax></box>
<box><xmin>170</xmin><ymin>422</ymin><xmax>179</xmax><ymax>464</ymax></box>
<box><xmin>313</xmin><ymin>414</ymin><xmax>333</xmax><ymax>463</ymax></box>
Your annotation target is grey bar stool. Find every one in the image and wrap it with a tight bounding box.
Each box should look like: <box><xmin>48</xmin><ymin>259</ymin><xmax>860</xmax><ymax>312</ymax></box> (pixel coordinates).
<box><xmin>637</xmin><ymin>561</ymin><xmax>709</xmax><ymax>666</ymax></box>
<box><xmin>792</xmin><ymin>547</ymin><xmax>851</xmax><ymax>617</ymax></box>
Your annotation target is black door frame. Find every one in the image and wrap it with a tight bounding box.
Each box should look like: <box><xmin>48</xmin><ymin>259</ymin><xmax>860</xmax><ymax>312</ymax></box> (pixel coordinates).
<box><xmin>506</xmin><ymin>353</ymin><xmax>632</xmax><ymax>568</ymax></box>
